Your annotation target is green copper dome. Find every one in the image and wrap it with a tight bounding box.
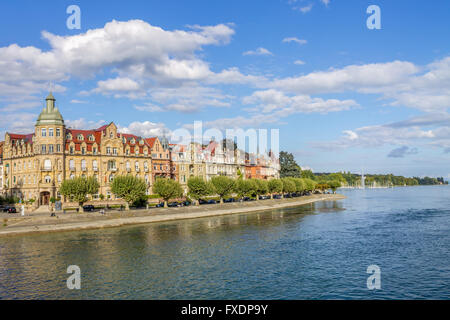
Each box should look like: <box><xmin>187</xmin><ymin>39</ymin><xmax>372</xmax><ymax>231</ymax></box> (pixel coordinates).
<box><xmin>36</xmin><ymin>92</ymin><xmax>64</xmax><ymax>126</ymax></box>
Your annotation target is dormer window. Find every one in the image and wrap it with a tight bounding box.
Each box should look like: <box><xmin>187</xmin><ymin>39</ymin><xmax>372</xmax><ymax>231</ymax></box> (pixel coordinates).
<box><xmin>89</xmin><ymin>135</ymin><xmax>95</xmax><ymax>141</ymax></box>
<box><xmin>77</xmin><ymin>134</ymin><xmax>84</xmax><ymax>141</ymax></box>
<box><xmin>66</xmin><ymin>133</ymin><xmax>72</xmax><ymax>140</ymax></box>
<box><xmin>131</xmin><ymin>138</ymin><xmax>135</xmax><ymax>144</ymax></box>
<box><xmin>139</xmin><ymin>140</ymin><xmax>144</xmax><ymax>145</ymax></box>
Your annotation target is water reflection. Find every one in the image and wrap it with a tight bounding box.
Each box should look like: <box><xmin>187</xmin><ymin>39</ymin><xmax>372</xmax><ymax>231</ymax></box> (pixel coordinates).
<box><xmin>1</xmin><ymin>188</ymin><xmax>449</xmax><ymax>300</ymax></box>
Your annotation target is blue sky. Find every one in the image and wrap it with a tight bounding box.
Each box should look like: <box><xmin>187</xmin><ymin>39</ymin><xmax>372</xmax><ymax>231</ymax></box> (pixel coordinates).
<box><xmin>1</xmin><ymin>0</ymin><xmax>450</xmax><ymax>178</ymax></box>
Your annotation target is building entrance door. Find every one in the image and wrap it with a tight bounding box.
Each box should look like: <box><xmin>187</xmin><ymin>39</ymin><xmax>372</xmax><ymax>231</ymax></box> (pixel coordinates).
<box><xmin>40</xmin><ymin>191</ymin><xmax>50</xmax><ymax>206</ymax></box>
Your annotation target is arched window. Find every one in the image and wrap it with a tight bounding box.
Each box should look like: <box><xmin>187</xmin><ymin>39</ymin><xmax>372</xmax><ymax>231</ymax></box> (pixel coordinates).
<box><xmin>44</xmin><ymin>176</ymin><xmax>51</xmax><ymax>183</ymax></box>
<box><xmin>69</xmin><ymin>159</ymin><xmax>75</xmax><ymax>170</ymax></box>
<box><xmin>93</xmin><ymin>160</ymin><xmax>98</xmax><ymax>171</ymax></box>
<box><xmin>77</xmin><ymin>134</ymin><xmax>84</xmax><ymax>141</ymax></box>
<box><xmin>81</xmin><ymin>160</ymin><xmax>87</xmax><ymax>171</ymax></box>
<box><xmin>135</xmin><ymin>161</ymin><xmax>140</xmax><ymax>171</ymax></box>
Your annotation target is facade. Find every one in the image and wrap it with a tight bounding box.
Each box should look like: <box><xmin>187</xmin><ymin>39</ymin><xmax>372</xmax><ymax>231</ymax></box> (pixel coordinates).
<box><xmin>0</xmin><ymin>141</ymin><xmax>4</xmax><ymax>195</ymax></box>
<box><xmin>145</xmin><ymin>136</ymin><xmax>177</xmax><ymax>182</ymax></box>
<box><xmin>203</xmin><ymin>141</ymin><xmax>238</xmax><ymax>181</ymax></box>
<box><xmin>1</xmin><ymin>93</ymin><xmax>153</xmax><ymax>206</ymax></box>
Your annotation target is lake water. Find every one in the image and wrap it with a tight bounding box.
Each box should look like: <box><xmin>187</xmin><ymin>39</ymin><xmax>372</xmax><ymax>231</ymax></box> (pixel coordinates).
<box><xmin>0</xmin><ymin>186</ymin><xmax>449</xmax><ymax>299</ymax></box>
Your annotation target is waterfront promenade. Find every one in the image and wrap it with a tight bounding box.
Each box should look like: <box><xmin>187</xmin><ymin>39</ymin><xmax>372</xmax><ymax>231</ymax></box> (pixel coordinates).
<box><xmin>0</xmin><ymin>194</ymin><xmax>344</xmax><ymax>237</ymax></box>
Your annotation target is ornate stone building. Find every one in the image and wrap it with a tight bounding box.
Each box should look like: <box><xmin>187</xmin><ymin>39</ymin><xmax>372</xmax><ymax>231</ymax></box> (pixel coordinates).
<box><xmin>1</xmin><ymin>93</ymin><xmax>153</xmax><ymax>206</ymax></box>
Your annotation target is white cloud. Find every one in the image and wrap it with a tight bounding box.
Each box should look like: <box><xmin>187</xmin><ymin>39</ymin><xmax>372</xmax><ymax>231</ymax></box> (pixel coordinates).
<box><xmin>282</xmin><ymin>37</ymin><xmax>307</xmax><ymax>45</ymax></box>
<box><xmin>243</xmin><ymin>47</ymin><xmax>273</xmax><ymax>56</ymax></box>
<box><xmin>299</xmin><ymin>4</ymin><xmax>313</xmax><ymax>13</ymax></box>
<box><xmin>119</xmin><ymin>121</ymin><xmax>171</xmax><ymax>137</ymax></box>
<box><xmin>294</xmin><ymin>60</ymin><xmax>306</xmax><ymax>65</ymax></box>
<box><xmin>65</xmin><ymin>118</ymin><xmax>106</xmax><ymax>130</ymax></box>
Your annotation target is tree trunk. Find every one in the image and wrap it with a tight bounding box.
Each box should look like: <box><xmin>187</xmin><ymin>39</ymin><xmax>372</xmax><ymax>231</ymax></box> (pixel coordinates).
<box><xmin>271</xmin><ymin>193</ymin><xmax>273</xmax><ymax>199</ymax></box>
<box><xmin>220</xmin><ymin>198</ymin><xmax>223</xmax><ymax>204</ymax></box>
<box><xmin>125</xmin><ymin>202</ymin><xmax>130</xmax><ymax>211</ymax></box>
<box><xmin>164</xmin><ymin>200</ymin><xmax>168</xmax><ymax>208</ymax></box>
<box><xmin>79</xmin><ymin>203</ymin><xmax>84</xmax><ymax>213</ymax></box>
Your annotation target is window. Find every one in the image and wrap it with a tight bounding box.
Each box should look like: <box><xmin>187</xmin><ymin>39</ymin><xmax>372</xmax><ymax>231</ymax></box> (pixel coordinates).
<box><xmin>66</xmin><ymin>133</ymin><xmax>72</xmax><ymax>140</ymax></box>
<box><xmin>109</xmin><ymin>174</ymin><xmax>114</xmax><ymax>182</ymax></box>
<box><xmin>48</xmin><ymin>144</ymin><xmax>54</xmax><ymax>154</ymax></box>
<box><xmin>106</xmin><ymin>147</ymin><xmax>111</xmax><ymax>155</ymax></box>
<box><xmin>108</xmin><ymin>160</ymin><xmax>116</xmax><ymax>170</ymax></box>
<box><xmin>44</xmin><ymin>159</ymin><xmax>52</xmax><ymax>170</ymax></box>
<box><xmin>44</xmin><ymin>176</ymin><xmax>51</xmax><ymax>183</ymax></box>
<box><xmin>69</xmin><ymin>160</ymin><xmax>75</xmax><ymax>170</ymax></box>
<box><xmin>93</xmin><ymin>147</ymin><xmax>97</xmax><ymax>155</ymax></box>
<box><xmin>41</xmin><ymin>145</ymin><xmax>47</xmax><ymax>154</ymax></box>
<box><xmin>89</xmin><ymin>135</ymin><xmax>94</xmax><ymax>141</ymax></box>
<box><xmin>77</xmin><ymin>134</ymin><xmax>84</xmax><ymax>140</ymax></box>
<box><xmin>81</xmin><ymin>160</ymin><xmax>87</xmax><ymax>171</ymax></box>
<box><xmin>113</xmin><ymin>148</ymin><xmax>117</xmax><ymax>155</ymax></box>
<box><xmin>41</xmin><ymin>128</ymin><xmax>46</xmax><ymax>137</ymax></box>
<box><xmin>49</xmin><ymin>128</ymin><xmax>54</xmax><ymax>137</ymax></box>
<box><xmin>159</xmin><ymin>153</ymin><xmax>162</xmax><ymax>158</ymax></box>
<box><xmin>70</xmin><ymin>146</ymin><xmax>74</xmax><ymax>154</ymax></box>
<box><xmin>56</xmin><ymin>144</ymin><xmax>61</xmax><ymax>152</ymax></box>
<box><xmin>58</xmin><ymin>174</ymin><xmax>62</xmax><ymax>183</ymax></box>
<box><xmin>93</xmin><ymin>160</ymin><xmax>98</xmax><ymax>171</ymax></box>
<box><xmin>135</xmin><ymin>162</ymin><xmax>139</xmax><ymax>171</ymax></box>
<box><xmin>81</xmin><ymin>147</ymin><xmax>86</xmax><ymax>155</ymax></box>
<box><xmin>56</xmin><ymin>128</ymin><xmax>60</xmax><ymax>137</ymax></box>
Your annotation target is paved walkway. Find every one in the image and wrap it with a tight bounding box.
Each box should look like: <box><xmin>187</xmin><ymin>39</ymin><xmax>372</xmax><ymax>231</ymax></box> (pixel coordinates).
<box><xmin>0</xmin><ymin>194</ymin><xmax>345</xmax><ymax>237</ymax></box>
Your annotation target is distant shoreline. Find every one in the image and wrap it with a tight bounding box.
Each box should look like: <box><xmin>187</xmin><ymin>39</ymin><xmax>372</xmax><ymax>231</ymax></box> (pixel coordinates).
<box><xmin>0</xmin><ymin>194</ymin><xmax>345</xmax><ymax>238</ymax></box>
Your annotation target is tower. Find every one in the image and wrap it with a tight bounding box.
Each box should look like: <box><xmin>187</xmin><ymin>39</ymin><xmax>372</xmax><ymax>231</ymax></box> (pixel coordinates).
<box><xmin>34</xmin><ymin>93</ymin><xmax>66</xmax><ymax>205</ymax></box>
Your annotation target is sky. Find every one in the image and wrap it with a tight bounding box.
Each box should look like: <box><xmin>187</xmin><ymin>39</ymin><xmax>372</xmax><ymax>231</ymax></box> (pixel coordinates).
<box><xmin>0</xmin><ymin>0</ymin><xmax>449</xmax><ymax>178</ymax></box>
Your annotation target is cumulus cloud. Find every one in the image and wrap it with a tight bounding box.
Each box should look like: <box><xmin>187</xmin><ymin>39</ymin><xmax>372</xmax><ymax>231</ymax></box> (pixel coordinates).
<box><xmin>118</xmin><ymin>121</ymin><xmax>171</xmax><ymax>137</ymax></box>
<box><xmin>66</xmin><ymin>118</ymin><xmax>106</xmax><ymax>130</ymax></box>
<box><xmin>294</xmin><ymin>60</ymin><xmax>306</xmax><ymax>65</ymax></box>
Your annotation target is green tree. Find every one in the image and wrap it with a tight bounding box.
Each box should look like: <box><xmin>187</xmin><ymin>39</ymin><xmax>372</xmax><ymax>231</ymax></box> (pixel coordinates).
<box><xmin>187</xmin><ymin>177</ymin><xmax>209</xmax><ymax>205</ymax></box>
<box><xmin>281</xmin><ymin>178</ymin><xmax>296</xmax><ymax>197</ymax></box>
<box><xmin>303</xmin><ymin>178</ymin><xmax>317</xmax><ymax>193</ymax></box>
<box><xmin>234</xmin><ymin>179</ymin><xmax>255</xmax><ymax>199</ymax></box>
<box><xmin>268</xmin><ymin>179</ymin><xmax>283</xmax><ymax>199</ymax></box>
<box><xmin>279</xmin><ymin>151</ymin><xmax>302</xmax><ymax>178</ymax></box>
<box><xmin>328</xmin><ymin>180</ymin><xmax>341</xmax><ymax>193</ymax></box>
<box><xmin>301</xmin><ymin>169</ymin><xmax>316</xmax><ymax>180</ymax></box>
<box><xmin>152</xmin><ymin>178</ymin><xmax>183</xmax><ymax>208</ymax></box>
<box><xmin>60</xmin><ymin>177</ymin><xmax>99</xmax><ymax>212</ymax></box>
<box><xmin>111</xmin><ymin>175</ymin><xmax>147</xmax><ymax>210</ymax></box>
<box><xmin>210</xmin><ymin>176</ymin><xmax>235</xmax><ymax>203</ymax></box>
<box><xmin>292</xmin><ymin>178</ymin><xmax>306</xmax><ymax>194</ymax></box>
<box><xmin>253</xmin><ymin>179</ymin><xmax>269</xmax><ymax>200</ymax></box>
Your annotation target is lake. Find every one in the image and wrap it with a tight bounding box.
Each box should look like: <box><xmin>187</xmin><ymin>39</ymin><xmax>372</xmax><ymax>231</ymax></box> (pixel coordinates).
<box><xmin>0</xmin><ymin>185</ymin><xmax>449</xmax><ymax>299</ymax></box>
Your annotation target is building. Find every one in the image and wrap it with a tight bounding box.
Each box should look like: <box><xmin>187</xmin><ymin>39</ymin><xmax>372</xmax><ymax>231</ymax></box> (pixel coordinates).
<box><xmin>145</xmin><ymin>136</ymin><xmax>177</xmax><ymax>183</ymax></box>
<box><xmin>0</xmin><ymin>141</ymin><xmax>4</xmax><ymax>195</ymax></box>
<box><xmin>1</xmin><ymin>93</ymin><xmax>153</xmax><ymax>207</ymax></box>
<box><xmin>203</xmin><ymin>140</ymin><xmax>238</xmax><ymax>181</ymax></box>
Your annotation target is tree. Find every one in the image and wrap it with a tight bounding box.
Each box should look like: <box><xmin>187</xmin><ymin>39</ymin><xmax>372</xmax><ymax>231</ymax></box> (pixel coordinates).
<box><xmin>253</xmin><ymin>179</ymin><xmax>269</xmax><ymax>200</ymax></box>
<box><xmin>279</xmin><ymin>151</ymin><xmax>302</xmax><ymax>178</ymax></box>
<box><xmin>303</xmin><ymin>178</ymin><xmax>317</xmax><ymax>193</ymax></box>
<box><xmin>152</xmin><ymin>178</ymin><xmax>183</xmax><ymax>208</ymax></box>
<box><xmin>328</xmin><ymin>180</ymin><xmax>341</xmax><ymax>193</ymax></box>
<box><xmin>281</xmin><ymin>178</ymin><xmax>296</xmax><ymax>197</ymax></box>
<box><xmin>301</xmin><ymin>169</ymin><xmax>316</xmax><ymax>180</ymax></box>
<box><xmin>268</xmin><ymin>179</ymin><xmax>283</xmax><ymax>199</ymax></box>
<box><xmin>60</xmin><ymin>177</ymin><xmax>99</xmax><ymax>212</ymax></box>
<box><xmin>234</xmin><ymin>179</ymin><xmax>255</xmax><ymax>199</ymax></box>
<box><xmin>187</xmin><ymin>177</ymin><xmax>209</xmax><ymax>205</ymax></box>
<box><xmin>292</xmin><ymin>178</ymin><xmax>306</xmax><ymax>194</ymax></box>
<box><xmin>210</xmin><ymin>176</ymin><xmax>235</xmax><ymax>203</ymax></box>
<box><xmin>111</xmin><ymin>175</ymin><xmax>147</xmax><ymax>210</ymax></box>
